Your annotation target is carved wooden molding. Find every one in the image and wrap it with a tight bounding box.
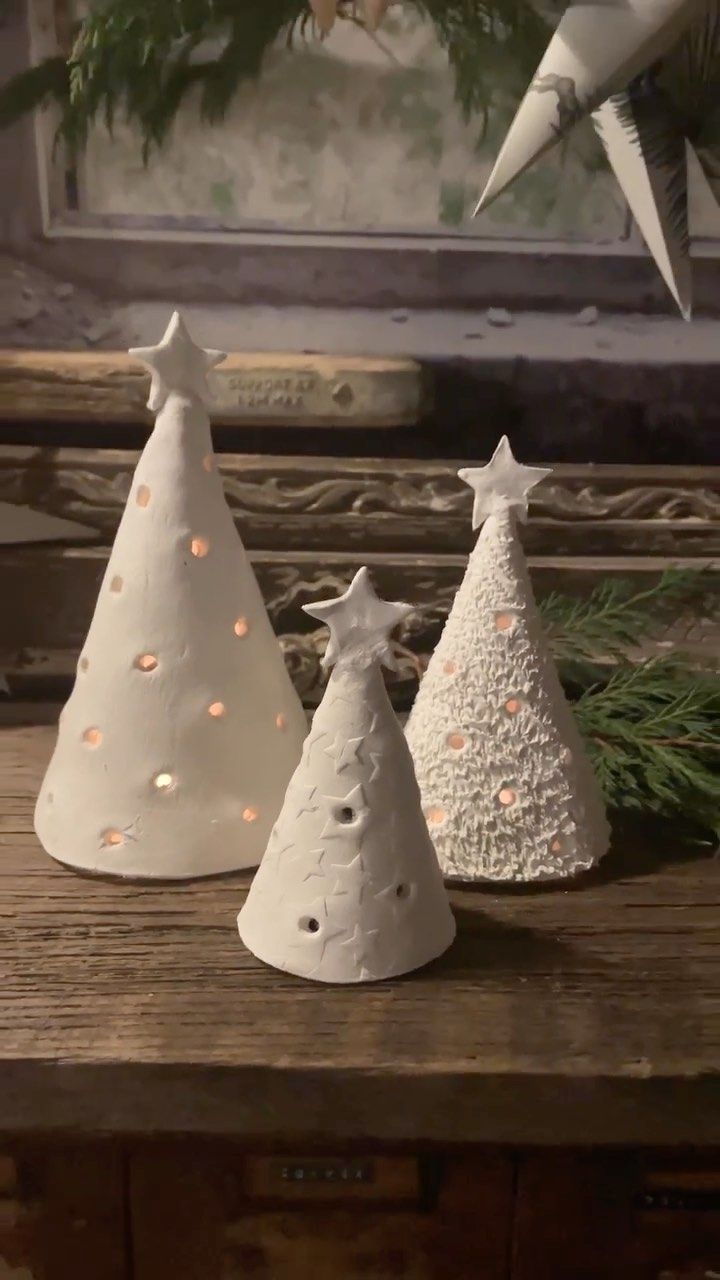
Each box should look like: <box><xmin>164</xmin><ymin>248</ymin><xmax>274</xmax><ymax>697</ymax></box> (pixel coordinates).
<box><xmin>0</xmin><ymin>448</ymin><xmax>718</xmax><ymax>558</ymax></box>
<box><xmin>0</xmin><ymin>352</ymin><xmax>425</xmax><ymax>427</ymax></box>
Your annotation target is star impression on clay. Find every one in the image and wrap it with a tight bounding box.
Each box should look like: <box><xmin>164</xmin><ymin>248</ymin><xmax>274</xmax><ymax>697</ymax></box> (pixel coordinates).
<box><xmin>130</xmin><ymin>310</ymin><xmax>226</xmax><ymax>412</ymax></box>
<box><xmin>303</xmin><ymin>566</ymin><xmax>414</xmax><ymax>670</ymax></box>
<box><xmin>458</xmin><ymin>436</ymin><xmax>552</xmax><ymax>528</ymax></box>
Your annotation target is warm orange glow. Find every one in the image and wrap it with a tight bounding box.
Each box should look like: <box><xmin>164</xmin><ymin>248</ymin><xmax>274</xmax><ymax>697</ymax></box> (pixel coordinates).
<box><xmin>136</xmin><ymin>484</ymin><xmax>151</xmax><ymax>508</ymax></box>
<box><xmin>505</xmin><ymin>698</ymin><xmax>522</xmax><ymax>715</ymax></box>
<box><xmin>443</xmin><ymin>660</ymin><xmax>457</xmax><ymax>675</ymax></box>
<box><xmin>234</xmin><ymin>617</ymin><xmax>249</xmax><ymax>638</ymax></box>
<box><xmin>191</xmin><ymin>536</ymin><xmax>210</xmax><ymax>558</ymax></box>
<box><xmin>426</xmin><ymin>806</ymin><xmax>446</xmax><ymax>826</ymax></box>
<box><xmin>495</xmin><ymin>612</ymin><xmax>515</xmax><ymax>632</ymax></box>
<box><xmin>243</xmin><ymin>807</ymin><xmax>259</xmax><ymax>824</ymax></box>
<box><xmin>498</xmin><ymin>788</ymin><xmax>517</xmax><ymax>807</ymax></box>
<box><xmin>82</xmin><ymin>727</ymin><xmax>102</xmax><ymax>747</ymax></box>
<box><xmin>102</xmin><ymin>829</ymin><xmax>124</xmax><ymax>848</ymax></box>
<box><xmin>202</xmin><ymin>454</ymin><xmax>213</xmax><ymax>473</ymax></box>
<box><xmin>275</xmin><ymin>713</ymin><xmax>287</xmax><ymax>731</ymax></box>
<box><xmin>447</xmin><ymin>732</ymin><xmax>466</xmax><ymax>751</ymax></box>
<box><xmin>208</xmin><ymin>702</ymin><xmax>226</xmax><ymax>718</ymax></box>
<box><xmin>110</xmin><ymin>575</ymin><xmax>123</xmax><ymax>594</ymax></box>
<box><xmin>551</xmin><ymin>839</ymin><xmax>563</xmax><ymax>854</ymax></box>
<box><xmin>135</xmin><ymin>654</ymin><xmax>158</xmax><ymax>672</ymax></box>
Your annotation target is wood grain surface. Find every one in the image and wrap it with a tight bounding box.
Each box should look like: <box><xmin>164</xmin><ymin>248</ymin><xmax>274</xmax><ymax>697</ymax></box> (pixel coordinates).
<box><xmin>1</xmin><ymin>714</ymin><xmax>718</xmax><ymax>1145</ymax></box>
<box><xmin>0</xmin><ymin>351</ymin><xmax>425</xmax><ymax>427</ymax></box>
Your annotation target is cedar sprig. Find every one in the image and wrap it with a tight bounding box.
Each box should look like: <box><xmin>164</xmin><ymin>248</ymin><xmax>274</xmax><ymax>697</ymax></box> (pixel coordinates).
<box><xmin>540</xmin><ymin>566</ymin><xmax>718</xmax><ymax>687</ymax></box>
<box><xmin>0</xmin><ymin>1</ymin><xmax>551</xmax><ymax>152</ymax></box>
<box><xmin>574</xmin><ymin>658</ymin><xmax>720</xmax><ymax>843</ymax></box>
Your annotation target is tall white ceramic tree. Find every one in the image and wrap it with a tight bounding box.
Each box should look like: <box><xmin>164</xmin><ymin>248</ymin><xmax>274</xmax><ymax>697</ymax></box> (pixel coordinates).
<box><xmin>238</xmin><ymin>567</ymin><xmax>456</xmax><ymax>983</ymax></box>
<box><xmin>406</xmin><ymin>437</ymin><xmax>610</xmax><ymax>883</ymax></box>
<box><xmin>34</xmin><ymin>311</ymin><xmax>307</xmax><ymax>879</ymax></box>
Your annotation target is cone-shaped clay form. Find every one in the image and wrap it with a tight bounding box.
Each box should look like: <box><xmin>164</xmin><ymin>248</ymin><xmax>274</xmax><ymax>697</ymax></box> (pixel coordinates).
<box><xmin>592</xmin><ymin>84</ymin><xmax>692</xmax><ymax>318</ymax></box>
<box><xmin>475</xmin><ymin>0</ymin><xmax>700</xmax><ymax>214</ymax></box>
<box><xmin>34</xmin><ymin>312</ymin><xmax>307</xmax><ymax>879</ymax></box>
<box><xmin>238</xmin><ymin>568</ymin><xmax>456</xmax><ymax>983</ymax></box>
<box><xmin>406</xmin><ymin>437</ymin><xmax>610</xmax><ymax>884</ymax></box>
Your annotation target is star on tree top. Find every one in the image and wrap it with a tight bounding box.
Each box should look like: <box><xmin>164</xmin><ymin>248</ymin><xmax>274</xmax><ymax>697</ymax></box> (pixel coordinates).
<box><xmin>129</xmin><ymin>311</ymin><xmax>226</xmax><ymax>412</ymax></box>
<box><xmin>458</xmin><ymin>436</ymin><xmax>552</xmax><ymax>529</ymax></box>
<box><xmin>303</xmin><ymin>567</ymin><xmax>413</xmax><ymax>671</ymax></box>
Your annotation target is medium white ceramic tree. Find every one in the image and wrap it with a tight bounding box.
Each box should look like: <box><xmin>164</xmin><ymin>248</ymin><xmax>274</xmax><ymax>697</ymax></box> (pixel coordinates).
<box><xmin>238</xmin><ymin>567</ymin><xmax>456</xmax><ymax>983</ymax></box>
<box><xmin>34</xmin><ymin>312</ymin><xmax>307</xmax><ymax>879</ymax></box>
<box><xmin>406</xmin><ymin>437</ymin><xmax>610</xmax><ymax>883</ymax></box>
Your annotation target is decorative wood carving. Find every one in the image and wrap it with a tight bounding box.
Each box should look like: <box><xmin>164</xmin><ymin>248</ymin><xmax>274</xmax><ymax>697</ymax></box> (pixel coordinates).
<box><xmin>0</xmin><ymin>448</ymin><xmax>718</xmax><ymax>557</ymax></box>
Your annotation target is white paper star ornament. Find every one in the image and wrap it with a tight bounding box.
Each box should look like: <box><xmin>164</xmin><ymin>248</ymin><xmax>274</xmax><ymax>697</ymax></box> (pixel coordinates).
<box><xmin>303</xmin><ymin>567</ymin><xmax>413</xmax><ymax>670</ymax></box>
<box><xmin>130</xmin><ymin>310</ymin><xmax>226</xmax><ymax>412</ymax></box>
<box><xmin>458</xmin><ymin>436</ymin><xmax>552</xmax><ymax>529</ymax></box>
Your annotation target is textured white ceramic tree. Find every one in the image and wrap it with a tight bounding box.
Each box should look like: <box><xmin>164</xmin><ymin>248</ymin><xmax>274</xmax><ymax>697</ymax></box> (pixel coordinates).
<box><xmin>34</xmin><ymin>312</ymin><xmax>307</xmax><ymax>879</ymax></box>
<box><xmin>475</xmin><ymin>0</ymin><xmax>698</xmax><ymax>211</ymax></box>
<box><xmin>406</xmin><ymin>437</ymin><xmax>610</xmax><ymax>883</ymax></box>
<box><xmin>238</xmin><ymin>567</ymin><xmax>456</xmax><ymax>983</ymax></box>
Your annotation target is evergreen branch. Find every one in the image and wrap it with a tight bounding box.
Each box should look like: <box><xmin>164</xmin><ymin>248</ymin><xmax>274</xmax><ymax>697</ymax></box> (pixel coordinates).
<box><xmin>541</xmin><ymin>566</ymin><xmax>718</xmax><ymax>686</ymax></box>
<box><xmin>574</xmin><ymin>658</ymin><xmax>720</xmax><ymax>842</ymax></box>
<box><xmin>0</xmin><ymin>1</ymin><xmax>552</xmax><ymax>152</ymax></box>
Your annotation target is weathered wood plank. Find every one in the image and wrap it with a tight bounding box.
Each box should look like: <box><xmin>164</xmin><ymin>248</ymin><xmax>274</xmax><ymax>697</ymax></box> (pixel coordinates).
<box><xmin>0</xmin><ymin>351</ymin><xmax>426</xmax><ymax>427</ymax></box>
<box><xmin>0</xmin><ymin>717</ymin><xmax>718</xmax><ymax>1146</ymax></box>
<box><xmin>0</xmin><ymin>448</ymin><xmax>717</xmax><ymax>557</ymax></box>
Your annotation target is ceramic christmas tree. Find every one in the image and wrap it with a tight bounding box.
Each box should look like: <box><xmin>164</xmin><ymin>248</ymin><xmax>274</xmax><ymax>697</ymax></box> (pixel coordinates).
<box><xmin>406</xmin><ymin>437</ymin><xmax>610</xmax><ymax>884</ymax></box>
<box><xmin>34</xmin><ymin>312</ymin><xmax>307</xmax><ymax>880</ymax></box>
<box><xmin>475</xmin><ymin>0</ymin><xmax>699</xmax><ymax>212</ymax></box>
<box><xmin>238</xmin><ymin>568</ymin><xmax>456</xmax><ymax>983</ymax></box>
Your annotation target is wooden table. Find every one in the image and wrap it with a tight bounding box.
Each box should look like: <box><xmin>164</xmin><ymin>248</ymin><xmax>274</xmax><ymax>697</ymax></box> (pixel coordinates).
<box><xmin>1</xmin><ymin>710</ymin><xmax>719</xmax><ymax>1280</ymax></box>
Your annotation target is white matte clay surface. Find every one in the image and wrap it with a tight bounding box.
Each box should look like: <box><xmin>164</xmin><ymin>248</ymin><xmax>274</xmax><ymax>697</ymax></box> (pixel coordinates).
<box><xmin>238</xmin><ymin>568</ymin><xmax>456</xmax><ymax>983</ymax></box>
<box><xmin>34</xmin><ymin>312</ymin><xmax>307</xmax><ymax>879</ymax></box>
<box><xmin>406</xmin><ymin>438</ymin><xmax>610</xmax><ymax>883</ymax></box>
<box><xmin>476</xmin><ymin>0</ymin><xmax>699</xmax><ymax>213</ymax></box>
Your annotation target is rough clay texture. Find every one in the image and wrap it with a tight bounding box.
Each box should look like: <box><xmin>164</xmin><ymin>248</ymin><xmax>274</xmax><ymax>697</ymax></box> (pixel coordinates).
<box><xmin>239</xmin><ymin>659</ymin><xmax>456</xmax><ymax>983</ymax></box>
<box><xmin>34</xmin><ymin>391</ymin><xmax>307</xmax><ymax>879</ymax></box>
<box><xmin>406</xmin><ymin>510</ymin><xmax>610</xmax><ymax>883</ymax></box>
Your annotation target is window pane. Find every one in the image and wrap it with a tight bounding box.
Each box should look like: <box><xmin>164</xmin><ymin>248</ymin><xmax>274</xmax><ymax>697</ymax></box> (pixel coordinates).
<box><xmin>75</xmin><ymin>6</ymin><xmax>629</xmax><ymax>241</ymax></box>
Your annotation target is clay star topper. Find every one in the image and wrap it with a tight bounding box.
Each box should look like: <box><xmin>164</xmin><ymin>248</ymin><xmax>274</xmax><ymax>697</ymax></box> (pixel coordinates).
<box><xmin>458</xmin><ymin>436</ymin><xmax>552</xmax><ymax>529</ymax></box>
<box><xmin>303</xmin><ymin>567</ymin><xmax>413</xmax><ymax>671</ymax></box>
<box><xmin>129</xmin><ymin>311</ymin><xmax>226</xmax><ymax>413</ymax></box>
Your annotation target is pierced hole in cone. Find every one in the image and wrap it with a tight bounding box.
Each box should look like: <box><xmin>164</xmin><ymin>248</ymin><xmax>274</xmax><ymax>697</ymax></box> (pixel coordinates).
<box><xmin>243</xmin><ymin>806</ymin><xmax>259</xmax><ymax>824</ymax></box>
<box><xmin>396</xmin><ymin>883</ymin><xmax>411</xmax><ymax>900</ymax></box>
<box><xmin>443</xmin><ymin>660</ymin><xmax>457</xmax><ymax>675</ymax></box>
<box><xmin>495</xmin><ymin>612</ymin><xmax>516</xmax><ymax>632</ymax></box>
<box><xmin>202</xmin><ymin>454</ymin><xmax>213</xmax><ymax>473</ymax></box>
<box><xmin>82</xmin><ymin>727</ymin><xmax>102</xmax><ymax>747</ymax></box>
<box><xmin>337</xmin><ymin>806</ymin><xmax>356</xmax><ymax>825</ymax></box>
<box><xmin>301</xmin><ymin>917</ymin><xmax>320</xmax><ymax>934</ymax></box>
<box><xmin>46</xmin><ymin>792</ymin><xmax>54</xmax><ymax>805</ymax></box>
<box><xmin>110</xmin><ymin>575</ymin><xmax>123</xmax><ymax>594</ymax></box>
<box><xmin>505</xmin><ymin>698</ymin><xmax>522</xmax><ymax>715</ymax></box>
<box><xmin>551</xmin><ymin>838</ymin><xmax>564</xmax><ymax>854</ymax></box>
<box><xmin>190</xmin><ymin>536</ymin><xmax>210</xmax><ymax>558</ymax></box>
<box><xmin>136</xmin><ymin>485</ymin><xmax>151</xmax><ymax>508</ymax></box>
<box><xmin>78</xmin><ymin>656</ymin><xmax>89</xmax><ymax>672</ymax></box>
<box><xmin>234</xmin><ymin>617</ymin><xmax>249</xmax><ymax>638</ymax></box>
<box><xmin>498</xmin><ymin>787</ymin><xmax>517</xmax><ymax>807</ymax></box>
<box><xmin>275</xmin><ymin>713</ymin><xmax>287</xmax><ymax>731</ymax></box>
<box><xmin>135</xmin><ymin>653</ymin><xmax>158</xmax><ymax>672</ymax></box>
<box><xmin>102</xmin><ymin>829</ymin><xmax>124</xmax><ymax>848</ymax></box>
<box><xmin>447</xmin><ymin>732</ymin><xmax>466</xmax><ymax>751</ymax></box>
<box><xmin>208</xmin><ymin>702</ymin><xmax>226</xmax><ymax>718</ymax></box>
<box><xmin>426</xmin><ymin>806</ymin><xmax>446</xmax><ymax>826</ymax></box>
<box><xmin>153</xmin><ymin>772</ymin><xmax>174</xmax><ymax>791</ymax></box>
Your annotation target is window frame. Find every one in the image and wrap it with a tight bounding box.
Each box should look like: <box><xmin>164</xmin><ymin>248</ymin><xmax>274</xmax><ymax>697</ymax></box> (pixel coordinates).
<box><xmin>4</xmin><ymin>0</ymin><xmax>720</xmax><ymax>316</ymax></box>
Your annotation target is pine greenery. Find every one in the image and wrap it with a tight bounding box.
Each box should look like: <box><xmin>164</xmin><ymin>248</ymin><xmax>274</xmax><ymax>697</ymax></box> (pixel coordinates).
<box><xmin>0</xmin><ymin>1</ymin><xmax>551</xmax><ymax>152</ymax></box>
